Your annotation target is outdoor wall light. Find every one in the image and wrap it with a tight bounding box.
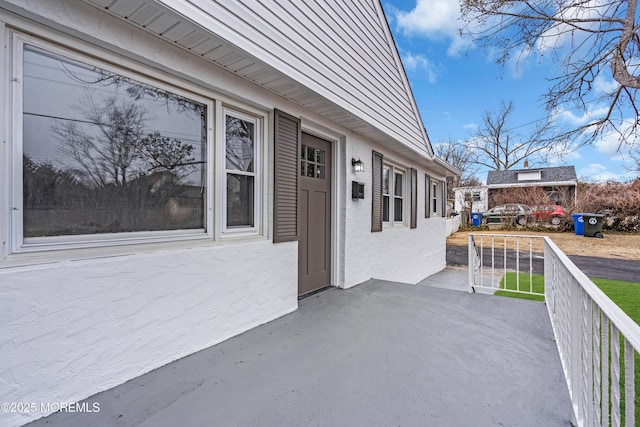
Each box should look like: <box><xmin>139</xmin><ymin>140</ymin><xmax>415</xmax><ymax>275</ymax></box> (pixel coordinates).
<box><xmin>352</xmin><ymin>158</ymin><xmax>365</xmax><ymax>173</ymax></box>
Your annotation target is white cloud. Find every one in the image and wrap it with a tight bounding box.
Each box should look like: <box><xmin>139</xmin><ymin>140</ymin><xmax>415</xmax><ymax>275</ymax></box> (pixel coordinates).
<box><xmin>594</xmin><ymin>75</ymin><xmax>619</xmax><ymax>94</ymax></box>
<box><xmin>577</xmin><ymin>163</ymin><xmax>634</xmax><ymax>182</ymax></box>
<box><xmin>593</xmin><ymin>119</ymin><xmax>638</xmax><ymax>161</ymax></box>
<box><xmin>543</xmin><ymin>143</ymin><xmax>582</xmax><ymax>165</ymax></box>
<box><xmin>402</xmin><ymin>52</ymin><xmax>438</xmax><ymax>83</ymax></box>
<box><xmin>555</xmin><ymin>105</ymin><xmax>610</xmax><ymax>126</ymax></box>
<box><xmin>596</xmin><ymin>134</ymin><xmax>627</xmax><ymax>160</ymax></box>
<box><xmin>463</xmin><ymin>123</ymin><xmax>477</xmax><ymax>131</ymax></box>
<box><xmin>535</xmin><ymin>0</ymin><xmax>608</xmax><ymax>54</ymax></box>
<box><xmin>393</xmin><ymin>0</ymin><xmax>471</xmax><ymax>56</ymax></box>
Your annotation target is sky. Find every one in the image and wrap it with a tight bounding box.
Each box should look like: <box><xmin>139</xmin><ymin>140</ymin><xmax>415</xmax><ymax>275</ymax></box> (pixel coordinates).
<box><xmin>381</xmin><ymin>0</ymin><xmax>639</xmax><ymax>183</ymax></box>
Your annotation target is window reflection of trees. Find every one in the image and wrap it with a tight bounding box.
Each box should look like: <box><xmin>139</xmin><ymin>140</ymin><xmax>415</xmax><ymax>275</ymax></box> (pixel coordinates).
<box><xmin>22</xmin><ymin>46</ymin><xmax>207</xmax><ymax>238</ymax></box>
<box><xmin>225</xmin><ymin>116</ymin><xmax>254</xmax><ymax>172</ymax></box>
<box><xmin>225</xmin><ymin>115</ymin><xmax>255</xmax><ymax>228</ymax></box>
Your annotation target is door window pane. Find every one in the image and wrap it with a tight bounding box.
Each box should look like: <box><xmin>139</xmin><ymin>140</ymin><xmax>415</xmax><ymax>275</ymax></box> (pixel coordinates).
<box><xmin>300</xmin><ymin>144</ymin><xmax>325</xmax><ymax>180</ymax></box>
<box><xmin>22</xmin><ymin>45</ymin><xmax>207</xmax><ymax>238</ymax></box>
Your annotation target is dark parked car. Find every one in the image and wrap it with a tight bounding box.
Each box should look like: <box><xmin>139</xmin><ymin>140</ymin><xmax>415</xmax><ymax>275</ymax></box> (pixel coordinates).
<box><xmin>532</xmin><ymin>205</ymin><xmax>566</xmax><ymax>225</ymax></box>
<box><xmin>481</xmin><ymin>204</ymin><xmax>533</xmax><ymax>226</ymax></box>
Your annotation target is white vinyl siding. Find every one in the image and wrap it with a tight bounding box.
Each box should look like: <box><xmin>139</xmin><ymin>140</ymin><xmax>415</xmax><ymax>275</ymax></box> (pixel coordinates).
<box><xmin>94</xmin><ymin>0</ymin><xmax>430</xmax><ymax>156</ymax></box>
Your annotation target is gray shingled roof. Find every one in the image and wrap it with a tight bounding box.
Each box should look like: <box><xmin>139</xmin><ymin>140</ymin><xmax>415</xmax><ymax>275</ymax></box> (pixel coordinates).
<box><xmin>486</xmin><ymin>166</ymin><xmax>577</xmax><ymax>186</ymax></box>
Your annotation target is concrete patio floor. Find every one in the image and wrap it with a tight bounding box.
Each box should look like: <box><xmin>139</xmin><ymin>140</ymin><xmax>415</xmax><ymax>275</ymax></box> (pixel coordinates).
<box><xmin>28</xmin><ymin>275</ymin><xmax>573</xmax><ymax>427</ymax></box>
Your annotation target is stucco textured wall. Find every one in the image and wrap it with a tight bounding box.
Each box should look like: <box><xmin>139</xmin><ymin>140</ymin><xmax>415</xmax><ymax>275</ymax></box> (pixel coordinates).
<box><xmin>343</xmin><ymin>141</ymin><xmax>447</xmax><ymax>287</ymax></box>
<box><xmin>0</xmin><ymin>240</ymin><xmax>298</xmax><ymax>426</ymax></box>
<box><xmin>0</xmin><ymin>2</ymin><xmax>448</xmax><ymax>426</ymax></box>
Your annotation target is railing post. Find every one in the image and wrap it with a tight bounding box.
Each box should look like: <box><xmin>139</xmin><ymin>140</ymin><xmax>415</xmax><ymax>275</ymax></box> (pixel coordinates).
<box><xmin>468</xmin><ymin>234</ymin><xmax>474</xmax><ymax>293</ymax></box>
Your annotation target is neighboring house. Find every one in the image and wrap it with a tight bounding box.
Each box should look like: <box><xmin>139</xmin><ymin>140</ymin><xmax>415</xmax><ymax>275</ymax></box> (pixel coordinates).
<box><xmin>0</xmin><ymin>1</ymin><xmax>458</xmax><ymax>425</ymax></box>
<box><xmin>486</xmin><ymin>166</ymin><xmax>578</xmax><ymax>206</ymax></box>
<box><xmin>453</xmin><ymin>186</ymin><xmax>489</xmax><ymax>213</ymax></box>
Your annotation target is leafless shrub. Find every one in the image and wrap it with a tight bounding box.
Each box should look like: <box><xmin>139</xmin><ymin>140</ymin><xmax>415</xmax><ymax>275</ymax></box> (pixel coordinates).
<box><xmin>489</xmin><ymin>187</ymin><xmax>551</xmax><ymax>207</ymax></box>
<box><xmin>574</xmin><ymin>179</ymin><xmax>640</xmax><ymax>232</ymax></box>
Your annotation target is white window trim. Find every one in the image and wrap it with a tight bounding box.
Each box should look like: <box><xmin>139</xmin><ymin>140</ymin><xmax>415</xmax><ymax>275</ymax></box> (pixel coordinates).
<box><xmin>6</xmin><ymin>32</ymin><xmax>224</xmax><ymax>255</ymax></box>
<box><xmin>383</xmin><ymin>162</ymin><xmax>407</xmax><ymax>228</ymax></box>
<box><xmin>431</xmin><ymin>179</ymin><xmax>442</xmax><ymax>217</ymax></box>
<box><xmin>221</xmin><ymin>107</ymin><xmax>262</xmax><ymax>236</ymax></box>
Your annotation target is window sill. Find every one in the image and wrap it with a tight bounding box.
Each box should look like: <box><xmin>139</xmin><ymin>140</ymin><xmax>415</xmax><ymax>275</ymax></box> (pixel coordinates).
<box><xmin>382</xmin><ymin>223</ymin><xmax>408</xmax><ymax>230</ymax></box>
<box><xmin>0</xmin><ymin>235</ymin><xmax>270</xmax><ymax>270</ymax></box>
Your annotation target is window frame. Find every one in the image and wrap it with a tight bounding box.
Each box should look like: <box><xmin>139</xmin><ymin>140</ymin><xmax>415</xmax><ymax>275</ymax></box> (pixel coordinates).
<box><xmin>382</xmin><ymin>163</ymin><xmax>407</xmax><ymax>227</ymax></box>
<box><xmin>221</xmin><ymin>107</ymin><xmax>261</xmax><ymax>236</ymax></box>
<box><xmin>431</xmin><ymin>179</ymin><xmax>444</xmax><ymax>217</ymax></box>
<box><xmin>8</xmin><ymin>33</ymin><xmax>218</xmax><ymax>253</ymax></box>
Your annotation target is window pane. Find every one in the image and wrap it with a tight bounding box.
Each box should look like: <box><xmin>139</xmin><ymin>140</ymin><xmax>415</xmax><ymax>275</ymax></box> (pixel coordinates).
<box><xmin>226</xmin><ymin>174</ymin><xmax>254</xmax><ymax>227</ymax></box>
<box><xmin>432</xmin><ymin>184</ymin><xmax>437</xmax><ymax>213</ymax></box>
<box><xmin>383</xmin><ymin>195</ymin><xmax>390</xmax><ymax>222</ymax></box>
<box><xmin>394</xmin><ymin>172</ymin><xmax>403</xmax><ymax>196</ymax></box>
<box><xmin>394</xmin><ymin>198</ymin><xmax>403</xmax><ymax>222</ymax></box>
<box><xmin>22</xmin><ymin>46</ymin><xmax>207</xmax><ymax>238</ymax></box>
<box><xmin>225</xmin><ymin>115</ymin><xmax>254</xmax><ymax>172</ymax></box>
<box><xmin>307</xmin><ymin>147</ymin><xmax>316</xmax><ymax>162</ymax></box>
<box><xmin>383</xmin><ymin>167</ymin><xmax>390</xmax><ymax>195</ymax></box>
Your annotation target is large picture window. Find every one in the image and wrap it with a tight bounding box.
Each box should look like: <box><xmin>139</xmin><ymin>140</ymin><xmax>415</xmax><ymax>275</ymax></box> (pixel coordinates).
<box><xmin>224</xmin><ymin>109</ymin><xmax>259</xmax><ymax>231</ymax></box>
<box><xmin>17</xmin><ymin>41</ymin><xmax>208</xmax><ymax>248</ymax></box>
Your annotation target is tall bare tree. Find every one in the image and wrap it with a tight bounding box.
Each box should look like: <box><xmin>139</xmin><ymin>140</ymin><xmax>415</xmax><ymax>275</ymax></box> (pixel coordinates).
<box><xmin>435</xmin><ymin>140</ymin><xmax>482</xmax><ymax>209</ymax></box>
<box><xmin>465</xmin><ymin>100</ymin><xmax>567</xmax><ymax>170</ymax></box>
<box><xmin>434</xmin><ymin>139</ymin><xmax>480</xmax><ymax>186</ymax></box>
<box><xmin>53</xmin><ymin>97</ymin><xmax>196</xmax><ymax>187</ymax></box>
<box><xmin>461</xmin><ymin>0</ymin><xmax>640</xmax><ymax>145</ymax></box>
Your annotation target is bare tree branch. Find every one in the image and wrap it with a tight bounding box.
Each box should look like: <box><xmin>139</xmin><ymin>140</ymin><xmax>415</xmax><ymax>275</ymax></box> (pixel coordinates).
<box><xmin>464</xmin><ymin>100</ymin><xmax>569</xmax><ymax>171</ymax></box>
<box><xmin>461</xmin><ymin>0</ymin><xmax>640</xmax><ymax>147</ymax></box>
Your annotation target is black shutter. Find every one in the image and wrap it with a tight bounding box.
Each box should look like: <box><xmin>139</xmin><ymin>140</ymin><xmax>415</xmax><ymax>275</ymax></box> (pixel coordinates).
<box><xmin>371</xmin><ymin>151</ymin><xmax>383</xmax><ymax>232</ymax></box>
<box><xmin>410</xmin><ymin>168</ymin><xmax>417</xmax><ymax>228</ymax></box>
<box><xmin>273</xmin><ymin>109</ymin><xmax>300</xmax><ymax>243</ymax></box>
<box><xmin>425</xmin><ymin>174</ymin><xmax>431</xmax><ymax>218</ymax></box>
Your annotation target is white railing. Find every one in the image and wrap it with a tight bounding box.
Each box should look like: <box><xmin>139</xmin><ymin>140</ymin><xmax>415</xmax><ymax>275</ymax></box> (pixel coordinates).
<box><xmin>468</xmin><ymin>233</ymin><xmax>544</xmax><ymax>297</ymax></box>
<box><xmin>467</xmin><ymin>233</ymin><xmax>640</xmax><ymax>426</ymax></box>
<box><xmin>545</xmin><ymin>237</ymin><xmax>640</xmax><ymax>427</ymax></box>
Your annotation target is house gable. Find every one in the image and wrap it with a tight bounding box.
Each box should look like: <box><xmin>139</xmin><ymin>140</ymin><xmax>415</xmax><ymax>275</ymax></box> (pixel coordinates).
<box><xmin>76</xmin><ymin>0</ymin><xmax>433</xmax><ymax>159</ymax></box>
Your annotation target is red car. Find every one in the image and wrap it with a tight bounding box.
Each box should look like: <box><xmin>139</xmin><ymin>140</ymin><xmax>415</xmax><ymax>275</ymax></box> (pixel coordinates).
<box><xmin>532</xmin><ymin>205</ymin><xmax>566</xmax><ymax>225</ymax></box>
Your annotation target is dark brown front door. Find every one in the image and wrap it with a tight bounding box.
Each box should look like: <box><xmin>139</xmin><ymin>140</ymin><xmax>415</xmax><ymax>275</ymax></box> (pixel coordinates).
<box><xmin>298</xmin><ymin>133</ymin><xmax>332</xmax><ymax>296</ymax></box>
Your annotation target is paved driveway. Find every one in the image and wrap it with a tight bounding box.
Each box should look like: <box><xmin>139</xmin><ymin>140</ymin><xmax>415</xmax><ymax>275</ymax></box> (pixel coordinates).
<box><xmin>447</xmin><ymin>244</ymin><xmax>640</xmax><ymax>282</ymax></box>
<box><xmin>28</xmin><ymin>280</ymin><xmax>572</xmax><ymax>427</ymax></box>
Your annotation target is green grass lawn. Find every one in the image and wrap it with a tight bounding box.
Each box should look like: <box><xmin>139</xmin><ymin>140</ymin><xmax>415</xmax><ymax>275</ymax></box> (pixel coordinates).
<box><xmin>495</xmin><ymin>273</ymin><xmax>640</xmax><ymax>422</ymax></box>
<box><xmin>591</xmin><ymin>277</ymin><xmax>640</xmax><ymax>425</ymax></box>
<box><xmin>494</xmin><ymin>272</ymin><xmax>545</xmax><ymax>302</ymax></box>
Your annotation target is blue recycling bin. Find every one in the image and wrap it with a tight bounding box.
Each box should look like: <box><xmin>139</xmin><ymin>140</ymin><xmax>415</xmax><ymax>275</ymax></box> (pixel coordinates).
<box><xmin>471</xmin><ymin>212</ymin><xmax>483</xmax><ymax>227</ymax></box>
<box><xmin>572</xmin><ymin>213</ymin><xmax>585</xmax><ymax>235</ymax></box>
